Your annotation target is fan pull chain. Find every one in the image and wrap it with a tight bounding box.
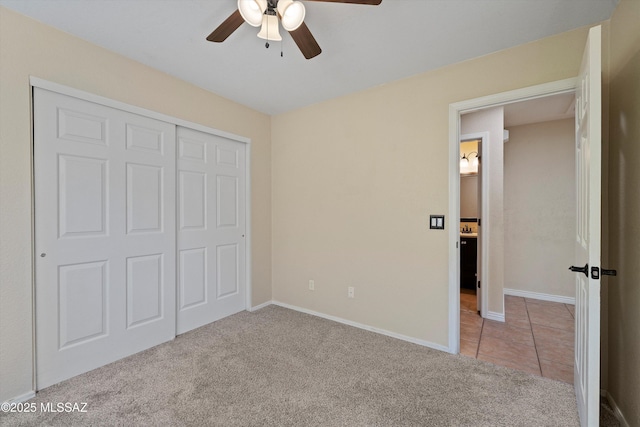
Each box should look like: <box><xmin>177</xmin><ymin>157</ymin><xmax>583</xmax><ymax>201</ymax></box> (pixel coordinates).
<box><xmin>265</xmin><ymin>18</ymin><xmax>270</xmax><ymax>49</ymax></box>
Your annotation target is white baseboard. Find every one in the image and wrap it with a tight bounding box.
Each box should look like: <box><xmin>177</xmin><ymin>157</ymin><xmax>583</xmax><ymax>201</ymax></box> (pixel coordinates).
<box><xmin>486</xmin><ymin>311</ymin><xmax>505</xmax><ymax>322</ymax></box>
<box><xmin>602</xmin><ymin>390</ymin><xmax>630</xmax><ymax>427</ymax></box>
<box><xmin>504</xmin><ymin>288</ymin><xmax>575</xmax><ymax>305</ymax></box>
<box><xmin>271</xmin><ymin>300</ymin><xmax>450</xmax><ymax>353</ymax></box>
<box><xmin>3</xmin><ymin>390</ymin><xmax>35</xmax><ymax>405</ymax></box>
<box><xmin>249</xmin><ymin>300</ymin><xmax>272</xmax><ymax>312</ymax></box>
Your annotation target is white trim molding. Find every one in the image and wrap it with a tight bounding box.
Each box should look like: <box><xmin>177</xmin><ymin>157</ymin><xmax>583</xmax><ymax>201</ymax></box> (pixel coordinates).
<box><xmin>29</xmin><ymin>77</ymin><xmax>250</xmax><ymax>144</ymax></box>
<box><xmin>3</xmin><ymin>391</ymin><xmax>36</xmax><ymax>405</ymax></box>
<box><xmin>504</xmin><ymin>288</ymin><xmax>576</xmax><ymax>305</ymax></box>
<box><xmin>272</xmin><ymin>301</ymin><xmax>451</xmax><ymax>354</ymax></box>
<box><xmin>249</xmin><ymin>300</ymin><xmax>272</xmax><ymax>312</ymax></box>
<box><xmin>486</xmin><ymin>311</ymin><xmax>505</xmax><ymax>322</ymax></box>
<box><xmin>244</xmin><ymin>146</ymin><xmax>253</xmax><ymax>311</ymax></box>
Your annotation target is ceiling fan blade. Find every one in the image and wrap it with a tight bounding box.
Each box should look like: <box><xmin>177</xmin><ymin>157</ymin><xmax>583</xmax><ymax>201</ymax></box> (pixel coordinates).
<box><xmin>206</xmin><ymin>9</ymin><xmax>244</xmax><ymax>42</ymax></box>
<box><xmin>303</xmin><ymin>0</ymin><xmax>382</xmax><ymax>4</ymax></box>
<box><xmin>289</xmin><ymin>22</ymin><xmax>322</xmax><ymax>59</ymax></box>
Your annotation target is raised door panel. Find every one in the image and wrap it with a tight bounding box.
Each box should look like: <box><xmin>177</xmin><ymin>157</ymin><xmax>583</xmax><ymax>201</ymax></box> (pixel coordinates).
<box><xmin>216</xmin><ymin>145</ymin><xmax>238</xmax><ymax>168</ymax></box>
<box><xmin>217</xmin><ymin>175</ymin><xmax>238</xmax><ymax>228</ymax></box>
<box><xmin>126</xmin><ymin>254</ymin><xmax>163</xmax><ymax>328</ymax></box>
<box><xmin>179</xmin><ymin>171</ymin><xmax>207</xmax><ymax>230</ymax></box>
<box><xmin>57</xmin><ymin>108</ymin><xmax>107</xmax><ymax>146</ymax></box>
<box><xmin>126</xmin><ymin>124</ymin><xmax>164</xmax><ymax>154</ymax></box>
<box><xmin>179</xmin><ymin>137</ymin><xmax>207</xmax><ymax>163</ymax></box>
<box><xmin>58</xmin><ymin>155</ymin><xmax>108</xmax><ymax>238</ymax></box>
<box><xmin>179</xmin><ymin>248</ymin><xmax>208</xmax><ymax>310</ymax></box>
<box><xmin>126</xmin><ymin>163</ymin><xmax>163</xmax><ymax>234</ymax></box>
<box><xmin>217</xmin><ymin>244</ymin><xmax>239</xmax><ymax>299</ymax></box>
<box><xmin>58</xmin><ymin>261</ymin><xmax>108</xmax><ymax>349</ymax></box>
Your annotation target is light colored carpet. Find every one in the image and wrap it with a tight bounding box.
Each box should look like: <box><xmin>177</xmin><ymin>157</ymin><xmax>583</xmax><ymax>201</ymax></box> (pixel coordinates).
<box><xmin>0</xmin><ymin>305</ymin><xmax>580</xmax><ymax>426</ymax></box>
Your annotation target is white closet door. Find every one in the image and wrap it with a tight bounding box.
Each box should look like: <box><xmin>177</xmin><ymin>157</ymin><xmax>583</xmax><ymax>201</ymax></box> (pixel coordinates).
<box><xmin>34</xmin><ymin>88</ymin><xmax>176</xmax><ymax>389</ymax></box>
<box><xmin>177</xmin><ymin>127</ymin><xmax>246</xmax><ymax>334</ymax></box>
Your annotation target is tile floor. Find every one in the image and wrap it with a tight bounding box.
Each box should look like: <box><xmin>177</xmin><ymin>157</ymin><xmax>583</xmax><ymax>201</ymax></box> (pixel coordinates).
<box><xmin>460</xmin><ymin>290</ymin><xmax>575</xmax><ymax>383</ymax></box>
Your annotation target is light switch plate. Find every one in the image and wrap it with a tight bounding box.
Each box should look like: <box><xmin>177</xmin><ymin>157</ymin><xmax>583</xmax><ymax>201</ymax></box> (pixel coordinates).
<box><xmin>430</xmin><ymin>215</ymin><xmax>445</xmax><ymax>230</ymax></box>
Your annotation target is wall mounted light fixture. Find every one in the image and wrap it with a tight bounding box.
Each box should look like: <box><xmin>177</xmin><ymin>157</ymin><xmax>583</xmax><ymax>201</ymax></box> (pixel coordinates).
<box><xmin>460</xmin><ymin>151</ymin><xmax>479</xmax><ymax>169</ymax></box>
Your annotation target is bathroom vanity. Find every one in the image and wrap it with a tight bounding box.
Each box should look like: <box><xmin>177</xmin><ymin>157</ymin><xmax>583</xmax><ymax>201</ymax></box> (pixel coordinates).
<box><xmin>460</xmin><ymin>234</ymin><xmax>477</xmax><ymax>290</ymax></box>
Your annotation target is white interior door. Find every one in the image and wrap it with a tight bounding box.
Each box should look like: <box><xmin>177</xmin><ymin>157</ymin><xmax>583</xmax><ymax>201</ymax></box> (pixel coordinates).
<box><xmin>572</xmin><ymin>25</ymin><xmax>602</xmax><ymax>427</ymax></box>
<box><xmin>34</xmin><ymin>88</ymin><xmax>176</xmax><ymax>389</ymax></box>
<box><xmin>176</xmin><ymin>127</ymin><xmax>246</xmax><ymax>335</ymax></box>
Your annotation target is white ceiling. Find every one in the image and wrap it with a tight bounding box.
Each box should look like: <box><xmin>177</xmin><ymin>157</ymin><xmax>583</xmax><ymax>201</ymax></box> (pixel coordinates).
<box><xmin>504</xmin><ymin>92</ymin><xmax>576</xmax><ymax>127</ymax></box>
<box><xmin>0</xmin><ymin>0</ymin><xmax>617</xmax><ymax>115</ymax></box>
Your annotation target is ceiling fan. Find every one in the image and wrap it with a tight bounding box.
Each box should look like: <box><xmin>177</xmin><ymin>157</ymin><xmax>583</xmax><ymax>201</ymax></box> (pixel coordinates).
<box><xmin>207</xmin><ymin>0</ymin><xmax>382</xmax><ymax>59</ymax></box>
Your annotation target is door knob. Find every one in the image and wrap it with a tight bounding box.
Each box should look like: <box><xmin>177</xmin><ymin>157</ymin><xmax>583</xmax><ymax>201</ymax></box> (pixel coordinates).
<box><xmin>570</xmin><ymin>264</ymin><xmax>617</xmax><ymax>279</ymax></box>
<box><xmin>569</xmin><ymin>263</ymin><xmax>588</xmax><ymax>277</ymax></box>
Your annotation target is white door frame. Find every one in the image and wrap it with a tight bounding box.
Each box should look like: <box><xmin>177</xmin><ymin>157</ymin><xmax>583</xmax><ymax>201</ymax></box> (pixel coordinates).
<box><xmin>29</xmin><ymin>76</ymin><xmax>253</xmax><ymax>339</ymax></box>
<box><xmin>447</xmin><ymin>77</ymin><xmax>577</xmax><ymax>353</ymax></box>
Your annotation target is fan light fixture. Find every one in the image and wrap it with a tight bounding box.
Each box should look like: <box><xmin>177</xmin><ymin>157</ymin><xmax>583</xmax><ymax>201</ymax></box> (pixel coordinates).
<box><xmin>208</xmin><ymin>0</ymin><xmax>382</xmax><ymax>60</ymax></box>
<box><xmin>258</xmin><ymin>14</ymin><xmax>282</xmax><ymax>41</ymax></box>
<box><xmin>238</xmin><ymin>0</ymin><xmax>266</xmax><ymax>27</ymax></box>
<box><xmin>278</xmin><ymin>0</ymin><xmax>306</xmax><ymax>31</ymax></box>
<box><xmin>239</xmin><ymin>0</ymin><xmax>305</xmax><ymax>41</ymax></box>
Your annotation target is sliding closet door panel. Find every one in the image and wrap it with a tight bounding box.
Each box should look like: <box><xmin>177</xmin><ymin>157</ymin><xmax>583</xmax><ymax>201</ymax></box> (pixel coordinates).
<box><xmin>177</xmin><ymin>127</ymin><xmax>246</xmax><ymax>334</ymax></box>
<box><xmin>34</xmin><ymin>88</ymin><xmax>176</xmax><ymax>390</ymax></box>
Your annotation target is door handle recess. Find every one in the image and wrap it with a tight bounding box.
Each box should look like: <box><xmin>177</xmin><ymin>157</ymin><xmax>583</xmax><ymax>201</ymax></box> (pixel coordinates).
<box><xmin>569</xmin><ymin>263</ymin><xmax>589</xmax><ymax>277</ymax></box>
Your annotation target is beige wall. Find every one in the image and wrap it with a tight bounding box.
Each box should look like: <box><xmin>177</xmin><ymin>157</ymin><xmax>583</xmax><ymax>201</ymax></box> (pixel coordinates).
<box><xmin>0</xmin><ymin>7</ymin><xmax>272</xmax><ymax>402</ymax></box>
<box><xmin>607</xmin><ymin>0</ymin><xmax>640</xmax><ymax>424</ymax></box>
<box><xmin>504</xmin><ymin>119</ymin><xmax>575</xmax><ymax>298</ymax></box>
<box><xmin>460</xmin><ymin>175</ymin><xmax>478</xmax><ymax>218</ymax></box>
<box><xmin>272</xmin><ymin>26</ymin><xmax>592</xmax><ymax>347</ymax></box>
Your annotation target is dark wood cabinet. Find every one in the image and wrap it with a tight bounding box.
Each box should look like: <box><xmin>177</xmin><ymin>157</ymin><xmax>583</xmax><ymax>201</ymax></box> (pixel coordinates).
<box><xmin>460</xmin><ymin>237</ymin><xmax>477</xmax><ymax>290</ymax></box>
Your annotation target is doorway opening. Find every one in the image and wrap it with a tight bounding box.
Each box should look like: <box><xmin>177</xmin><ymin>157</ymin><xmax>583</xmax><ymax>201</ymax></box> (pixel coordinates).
<box><xmin>459</xmin><ymin>135</ymin><xmax>484</xmax><ymax>320</ymax></box>
<box><xmin>447</xmin><ymin>78</ymin><xmax>578</xmax><ymax>355</ymax></box>
<box><xmin>456</xmin><ymin>95</ymin><xmax>577</xmax><ymax>373</ymax></box>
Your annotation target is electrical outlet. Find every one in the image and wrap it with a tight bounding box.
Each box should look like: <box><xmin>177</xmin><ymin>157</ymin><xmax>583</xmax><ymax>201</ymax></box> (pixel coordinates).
<box><xmin>309</xmin><ymin>280</ymin><xmax>315</xmax><ymax>291</ymax></box>
<box><xmin>348</xmin><ymin>286</ymin><xmax>355</xmax><ymax>298</ymax></box>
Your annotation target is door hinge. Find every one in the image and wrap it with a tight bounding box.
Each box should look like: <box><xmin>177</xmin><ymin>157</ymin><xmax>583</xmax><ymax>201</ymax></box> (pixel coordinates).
<box><xmin>478</xmin><ymin>219</ymin><xmax>481</xmax><ymax>226</ymax></box>
<box><xmin>477</xmin><ymin>281</ymin><xmax>481</xmax><ymax>288</ymax></box>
